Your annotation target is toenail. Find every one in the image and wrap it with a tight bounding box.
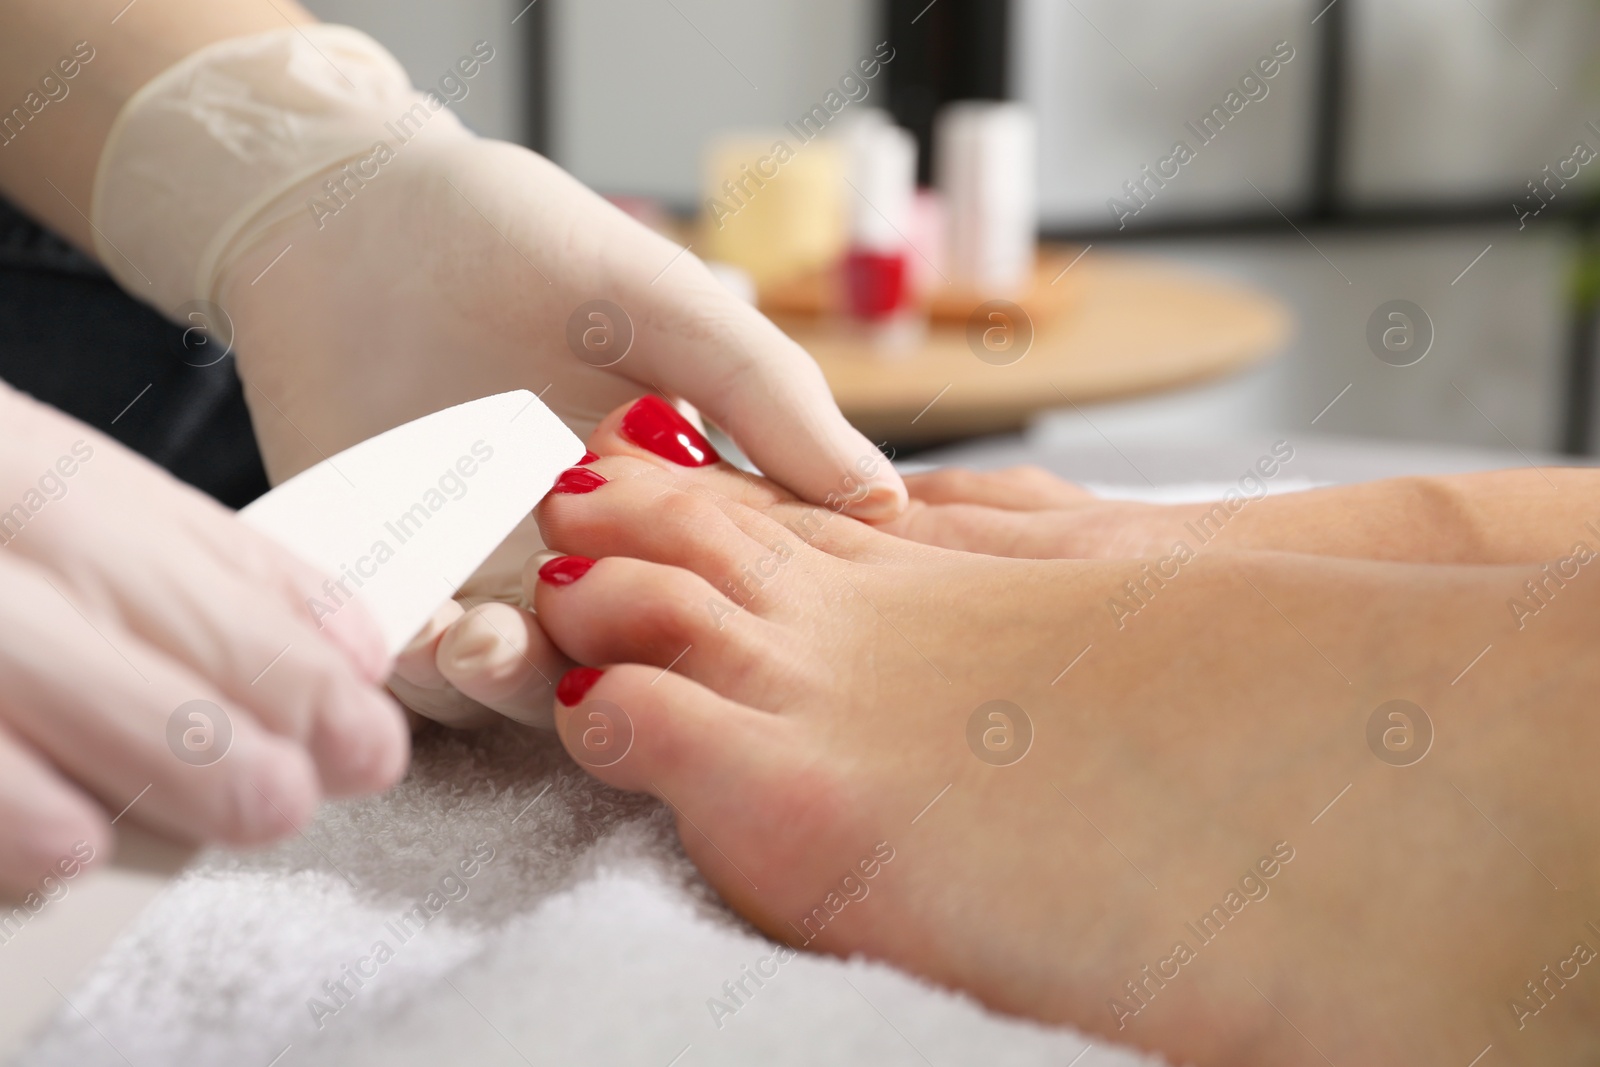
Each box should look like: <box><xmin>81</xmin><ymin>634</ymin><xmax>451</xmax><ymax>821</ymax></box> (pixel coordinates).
<box><xmin>578</xmin><ymin>450</ymin><xmax>600</xmax><ymax>465</ymax></box>
<box><xmin>556</xmin><ymin>666</ymin><xmax>604</xmax><ymax>706</ymax></box>
<box><xmin>538</xmin><ymin>555</ymin><xmax>596</xmax><ymax>586</ymax></box>
<box><xmin>550</xmin><ymin>467</ymin><xmax>607</xmax><ymax>495</ymax></box>
<box><xmin>620</xmin><ymin>395</ymin><xmax>720</xmax><ymax>467</ymax></box>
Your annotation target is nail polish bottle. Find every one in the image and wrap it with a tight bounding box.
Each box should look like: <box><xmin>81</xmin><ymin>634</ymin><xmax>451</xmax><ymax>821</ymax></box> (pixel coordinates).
<box><xmin>936</xmin><ymin>101</ymin><xmax>1037</xmax><ymax>296</ymax></box>
<box><xmin>841</xmin><ymin>113</ymin><xmax>918</xmax><ymax>323</ymax></box>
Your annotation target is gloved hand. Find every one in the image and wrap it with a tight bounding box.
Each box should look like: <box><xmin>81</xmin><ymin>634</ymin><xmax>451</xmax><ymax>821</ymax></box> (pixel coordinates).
<box><xmin>226</xmin><ymin>132</ymin><xmax>901</xmax><ymax>519</ymax></box>
<box><xmin>0</xmin><ymin>384</ymin><xmax>406</xmax><ymax>895</ymax></box>
<box><xmin>91</xmin><ymin>27</ymin><xmax>905</xmax><ymax>730</ymax></box>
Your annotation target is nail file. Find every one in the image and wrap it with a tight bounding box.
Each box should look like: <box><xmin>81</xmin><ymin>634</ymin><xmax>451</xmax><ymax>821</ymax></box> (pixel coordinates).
<box><xmin>0</xmin><ymin>390</ymin><xmax>583</xmax><ymax>1063</ymax></box>
<box><xmin>240</xmin><ymin>389</ymin><xmax>584</xmax><ymax>656</ymax></box>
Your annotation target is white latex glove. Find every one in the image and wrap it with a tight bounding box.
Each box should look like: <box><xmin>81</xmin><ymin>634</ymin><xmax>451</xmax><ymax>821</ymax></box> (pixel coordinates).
<box><xmin>225</xmin><ymin>134</ymin><xmax>902</xmax><ymax>518</ymax></box>
<box><xmin>0</xmin><ymin>384</ymin><xmax>407</xmax><ymax>894</ymax></box>
<box><xmin>92</xmin><ymin>27</ymin><xmax>906</xmax><ymax>730</ymax></box>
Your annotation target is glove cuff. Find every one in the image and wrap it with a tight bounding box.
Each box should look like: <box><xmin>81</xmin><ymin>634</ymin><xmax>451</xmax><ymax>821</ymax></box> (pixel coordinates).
<box><xmin>91</xmin><ymin>24</ymin><xmax>470</xmax><ymax>317</ymax></box>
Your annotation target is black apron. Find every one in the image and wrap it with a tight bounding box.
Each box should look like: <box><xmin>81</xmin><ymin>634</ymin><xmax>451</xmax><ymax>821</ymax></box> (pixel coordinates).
<box><xmin>0</xmin><ymin>196</ymin><xmax>267</xmax><ymax>509</ymax></box>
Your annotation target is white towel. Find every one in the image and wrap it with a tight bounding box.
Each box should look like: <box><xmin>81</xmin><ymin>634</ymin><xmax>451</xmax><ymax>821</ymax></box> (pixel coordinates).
<box><xmin>21</xmin><ymin>722</ymin><xmax>1169</xmax><ymax>1067</ymax></box>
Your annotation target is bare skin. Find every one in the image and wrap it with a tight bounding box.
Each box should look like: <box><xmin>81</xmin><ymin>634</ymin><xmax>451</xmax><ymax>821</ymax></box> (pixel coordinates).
<box><xmin>890</xmin><ymin>464</ymin><xmax>1600</xmax><ymax>564</ymax></box>
<box><xmin>0</xmin><ymin>0</ymin><xmax>313</xmax><ymax>243</ymax></box>
<box><xmin>526</xmin><ymin>406</ymin><xmax>1600</xmax><ymax>1066</ymax></box>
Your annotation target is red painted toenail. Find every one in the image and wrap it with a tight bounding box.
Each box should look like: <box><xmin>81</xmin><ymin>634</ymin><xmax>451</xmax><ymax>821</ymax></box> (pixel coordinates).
<box><xmin>557</xmin><ymin>666</ymin><xmax>604</xmax><ymax>706</ymax></box>
<box><xmin>538</xmin><ymin>555</ymin><xmax>596</xmax><ymax>586</ymax></box>
<box><xmin>620</xmin><ymin>395</ymin><xmax>720</xmax><ymax>467</ymax></box>
<box><xmin>578</xmin><ymin>450</ymin><xmax>600</xmax><ymax>465</ymax></box>
<box><xmin>549</xmin><ymin>467</ymin><xmax>607</xmax><ymax>494</ymax></box>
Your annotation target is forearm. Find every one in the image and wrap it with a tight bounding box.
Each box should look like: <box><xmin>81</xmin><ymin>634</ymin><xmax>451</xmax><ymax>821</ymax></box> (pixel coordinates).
<box><xmin>0</xmin><ymin>0</ymin><xmax>312</xmax><ymax>254</ymax></box>
<box><xmin>1138</xmin><ymin>468</ymin><xmax>1600</xmax><ymax>564</ymax></box>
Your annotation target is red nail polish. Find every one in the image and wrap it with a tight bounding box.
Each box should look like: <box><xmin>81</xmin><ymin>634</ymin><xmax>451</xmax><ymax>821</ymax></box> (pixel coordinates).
<box><xmin>550</xmin><ymin>467</ymin><xmax>607</xmax><ymax>494</ymax></box>
<box><xmin>620</xmin><ymin>395</ymin><xmax>719</xmax><ymax>467</ymax></box>
<box><xmin>538</xmin><ymin>555</ymin><xmax>595</xmax><ymax>586</ymax></box>
<box><xmin>557</xmin><ymin>666</ymin><xmax>604</xmax><ymax>706</ymax></box>
<box><xmin>843</xmin><ymin>248</ymin><xmax>911</xmax><ymax>320</ymax></box>
<box><xmin>578</xmin><ymin>451</ymin><xmax>600</xmax><ymax>465</ymax></box>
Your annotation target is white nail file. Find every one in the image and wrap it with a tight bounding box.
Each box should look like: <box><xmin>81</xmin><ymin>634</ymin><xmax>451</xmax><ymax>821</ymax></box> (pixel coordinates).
<box><xmin>0</xmin><ymin>390</ymin><xmax>584</xmax><ymax>1062</ymax></box>
<box><xmin>240</xmin><ymin>389</ymin><xmax>584</xmax><ymax>656</ymax></box>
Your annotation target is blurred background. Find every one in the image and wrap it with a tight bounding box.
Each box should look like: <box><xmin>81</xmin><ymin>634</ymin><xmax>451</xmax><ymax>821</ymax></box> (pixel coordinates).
<box><xmin>305</xmin><ymin>0</ymin><xmax>1600</xmax><ymax>463</ymax></box>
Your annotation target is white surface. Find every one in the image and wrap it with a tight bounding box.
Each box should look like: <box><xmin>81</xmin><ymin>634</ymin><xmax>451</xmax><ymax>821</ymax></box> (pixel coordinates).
<box><xmin>241</xmin><ymin>390</ymin><xmax>584</xmax><ymax>655</ymax></box>
<box><xmin>1081</xmin><ymin>478</ymin><xmax>1320</xmax><ymax>502</ymax></box>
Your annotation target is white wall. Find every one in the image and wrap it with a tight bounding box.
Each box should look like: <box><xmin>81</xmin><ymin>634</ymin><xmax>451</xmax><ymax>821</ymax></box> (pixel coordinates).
<box><xmin>1347</xmin><ymin>0</ymin><xmax>1600</xmax><ymax>202</ymax></box>
<box><xmin>550</xmin><ymin>0</ymin><xmax>875</xmax><ymax>201</ymax></box>
<box><xmin>301</xmin><ymin>0</ymin><xmax>529</xmax><ymax>142</ymax></box>
<box><xmin>1013</xmin><ymin>0</ymin><xmax>1314</xmax><ymax>228</ymax></box>
<box><xmin>1014</xmin><ymin>0</ymin><xmax>1600</xmax><ymax>226</ymax></box>
<box><xmin>1008</xmin><ymin>0</ymin><xmax>1589</xmax><ymax>453</ymax></box>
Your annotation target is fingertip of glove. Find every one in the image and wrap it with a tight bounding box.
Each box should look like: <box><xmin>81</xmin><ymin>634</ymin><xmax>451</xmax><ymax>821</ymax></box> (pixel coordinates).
<box><xmin>839</xmin><ymin>479</ymin><xmax>909</xmax><ymax>523</ymax></box>
<box><xmin>316</xmin><ymin>597</ymin><xmax>396</xmax><ymax>684</ymax></box>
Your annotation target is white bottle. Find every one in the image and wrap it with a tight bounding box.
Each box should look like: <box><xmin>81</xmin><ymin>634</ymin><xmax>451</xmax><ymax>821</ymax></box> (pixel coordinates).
<box><xmin>841</xmin><ymin>110</ymin><xmax>916</xmax><ymax>253</ymax></box>
<box><xmin>936</xmin><ymin>102</ymin><xmax>1037</xmax><ymax>295</ymax></box>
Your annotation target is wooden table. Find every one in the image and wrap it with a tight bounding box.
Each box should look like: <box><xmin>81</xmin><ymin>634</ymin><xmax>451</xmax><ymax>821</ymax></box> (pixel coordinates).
<box><xmin>768</xmin><ymin>247</ymin><xmax>1292</xmax><ymax>443</ymax></box>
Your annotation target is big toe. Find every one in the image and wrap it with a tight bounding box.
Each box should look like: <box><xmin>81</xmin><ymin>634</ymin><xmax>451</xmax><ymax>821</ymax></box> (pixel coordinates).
<box><xmin>583</xmin><ymin>396</ymin><xmax>790</xmax><ymax>509</ymax></box>
<box><xmin>531</xmin><ymin>551</ymin><xmax>816</xmax><ymax>707</ymax></box>
<box><xmin>551</xmin><ymin>663</ymin><xmax>798</xmax><ymax>907</ymax></box>
<box><xmin>537</xmin><ymin>457</ymin><xmax>813</xmax><ymax>612</ymax></box>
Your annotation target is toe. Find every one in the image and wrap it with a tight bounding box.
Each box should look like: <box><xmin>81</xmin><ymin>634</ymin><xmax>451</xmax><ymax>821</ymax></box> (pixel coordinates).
<box><xmin>553</xmin><ymin>663</ymin><xmax>865</xmax><ymax>932</ymax></box>
<box><xmin>584</xmin><ymin>396</ymin><xmax>792</xmax><ymax>511</ymax></box>
<box><xmin>565</xmin><ymin>412</ymin><xmax>894</xmax><ymax>567</ymax></box>
<box><xmin>551</xmin><ymin>662</ymin><xmax>797</xmax><ymax>898</ymax></box>
<box><xmin>902</xmin><ymin>466</ymin><xmax>1093</xmax><ymax>511</ymax></box>
<box><xmin>879</xmin><ymin>500</ymin><xmax>1073</xmax><ymax>558</ymax></box>
<box><xmin>539</xmin><ymin>461</ymin><xmax>807</xmax><ymax>603</ymax></box>
<box><xmin>531</xmin><ymin>554</ymin><xmax>803</xmax><ymax>704</ymax></box>
<box><xmin>552</xmin><ymin>662</ymin><xmax>778</xmax><ymax>793</ymax></box>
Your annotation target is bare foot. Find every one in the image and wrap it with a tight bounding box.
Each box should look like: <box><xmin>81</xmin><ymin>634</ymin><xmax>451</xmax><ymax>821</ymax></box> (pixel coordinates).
<box><xmin>526</xmin><ymin>404</ymin><xmax>1600</xmax><ymax>1066</ymax></box>
<box><xmin>894</xmin><ymin>464</ymin><xmax>1600</xmax><ymax>567</ymax></box>
<box><xmin>891</xmin><ymin>465</ymin><xmax>1157</xmax><ymax>558</ymax></box>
